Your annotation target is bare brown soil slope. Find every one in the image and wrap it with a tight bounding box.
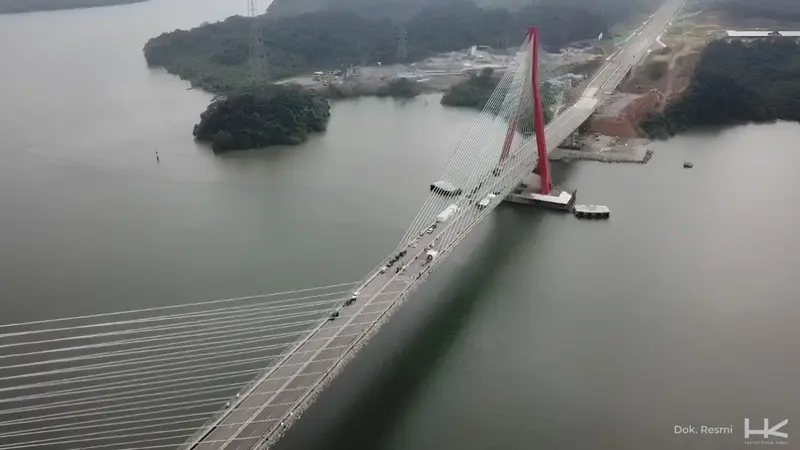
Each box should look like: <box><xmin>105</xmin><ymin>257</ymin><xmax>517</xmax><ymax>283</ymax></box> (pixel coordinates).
<box><xmin>588</xmin><ymin>18</ymin><xmax>710</xmax><ymax>137</ymax></box>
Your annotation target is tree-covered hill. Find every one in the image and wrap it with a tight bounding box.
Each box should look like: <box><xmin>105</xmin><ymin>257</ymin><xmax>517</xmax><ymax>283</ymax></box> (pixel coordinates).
<box><xmin>144</xmin><ymin>1</ymin><xmax>609</xmax><ymax>94</ymax></box>
<box><xmin>441</xmin><ymin>67</ymin><xmax>558</xmax><ymax>129</ymax></box>
<box><xmin>144</xmin><ymin>11</ymin><xmax>397</xmax><ymax>92</ymax></box>
<box><xmin>694</xmin><ymin>0</ymin><xmax>800</xmax><ymax>22</ymax></box>
<box><xmin>267</xmin><ymin>0</ymin><xmax>468</xmax><ymax>21</ymax></box>
<box><xmin>441</xmin><ymin>68</ymin><xmax>500</xmax><ymax>108</ymax></box>
<box><xmin>193</xmin><ymin>85</ymin><xmax>331</xmax><ymax>152</ymax></box>
<box><xmin>641</xmin><ymin>38</ymin><xmax>800</xmax><ymax>139</ymax></box>
<box><xmin>266</xmin><ymin>0</ymin><xmax>660</xmax><ymax>22</ymax></box>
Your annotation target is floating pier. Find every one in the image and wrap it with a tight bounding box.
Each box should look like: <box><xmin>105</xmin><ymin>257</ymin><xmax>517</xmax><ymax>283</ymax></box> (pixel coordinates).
<box><xmin>528</xmin><ymin>190</ymin><xmax>576</xmax><ymax>211</ymax></box>
<box><xmin>503</xmin><ymin>169</ymin><xmax>577</xmax><ymax>211</ymax></box>
<box><xmin>505</xmin><ymin>187</ymin><xmax>577</xmax><ymax>211</ymax></box>
<box><xmin>551</xmin><ymin>148</ymin><xmax>653</xmax><ymax>164</ymax></box>
<box><xmin>573</xmin><ymin>204</ymin><xmax>610</xmax><ymax>219</ymax></box>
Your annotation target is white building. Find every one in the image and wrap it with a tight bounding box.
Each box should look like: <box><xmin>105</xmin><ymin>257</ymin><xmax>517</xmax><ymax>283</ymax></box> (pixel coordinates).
<box><xmin>724</xmin><ymin>30</ymin><xmax>800</xmax><ymax>39</ymax></box>
<box><xmin>724</xmin><ymin>30</ymin><xmax>777</xmax><ymax>38</ymax></box>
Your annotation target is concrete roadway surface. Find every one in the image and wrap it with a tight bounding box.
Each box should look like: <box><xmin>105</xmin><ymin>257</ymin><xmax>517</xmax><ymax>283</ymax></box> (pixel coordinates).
<box><xmin>187</xmin><ymin>1</ymin><xmax>687</xmax><ymax>449</ymax></box>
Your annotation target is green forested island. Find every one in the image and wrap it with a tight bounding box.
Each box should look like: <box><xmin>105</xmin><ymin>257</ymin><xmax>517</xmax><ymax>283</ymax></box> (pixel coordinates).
<box><xmin>441</xmin><ymin>68</ymin><xmax>500</xmax><ymax>109</ymax></box>
<box><xmin>193</xmin><ymin>85</ymin><xmax>331</xmax><ymax>152</ymax></box>
<box><xmin>441</xmin><ymin>68</ymin><xmax>557</xmax><ymax>131</ymax></box>
<box><xmin>0</xmin><ymin>0</ymin><xmax>146</xmax><ymax>14</ymax></box>
<box><xmin>641</xmin><ymin>38</ymin><xmax>800</xmax><ymax>139</ymax></box>
<box><xmin>143</xmin><ymin>1</ymin><xmax>609</xmax><ymax>94</ymax></box>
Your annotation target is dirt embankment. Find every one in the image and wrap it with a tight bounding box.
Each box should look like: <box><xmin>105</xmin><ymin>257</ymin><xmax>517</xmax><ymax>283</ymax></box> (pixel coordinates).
<box><xmin>588</xmin><ymin>16</ymin><xmax>715</xmax><ymax>137</ymax></box>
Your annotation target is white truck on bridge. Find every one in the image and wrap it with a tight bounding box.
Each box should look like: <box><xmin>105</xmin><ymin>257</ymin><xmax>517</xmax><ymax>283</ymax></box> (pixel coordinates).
<box><xmin>477</xmin><ymin>193</ymin><xmax>497</xmax><ymax>209</ymax></box>
<box><xmin>436</xmin><ymin>204</ymin><xmax>459</xmax><ymax>222</ymax></box>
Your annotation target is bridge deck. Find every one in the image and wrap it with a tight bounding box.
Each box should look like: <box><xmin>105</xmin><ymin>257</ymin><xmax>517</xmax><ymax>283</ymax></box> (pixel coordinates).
<box><xmin>188</xmin><ymin>0</ymin><xmax>687</xmax><ymax>448</ymax></box>
<box><xmin>190</xmin><ymin>222</ymin><xmax>447</xmax><ymax>450</ymax></box>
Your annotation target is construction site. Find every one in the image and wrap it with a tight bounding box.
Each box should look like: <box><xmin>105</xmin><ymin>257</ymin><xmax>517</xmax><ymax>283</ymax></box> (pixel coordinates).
<box><xmin>279</xmin><ymin>6</ymin><xmax>796</xmax><ymax>164</ymax></box>
<box><xmin>587</xmin><ymin>11</ymin><xmax>713</xmax><ymax>139</ymax></box>
<box><xmin>587</xmin><ymin>7</ymin><xmax>800</xmax><ymax>140</ymax></box>
<box><xmin>276</xmin><ymin>40</ymin><xmax>605</xmax><ymax>98</ymax></box>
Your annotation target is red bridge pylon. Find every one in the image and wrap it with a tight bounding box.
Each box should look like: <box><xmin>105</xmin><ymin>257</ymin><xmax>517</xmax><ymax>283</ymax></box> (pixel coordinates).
<box><xmin>497</xmin><ymin>27</ymin><xmax>552</xmax><ymax>195</ymax></box>
<box><xmin>529</xmin><ymin>26</ymin><xmax>552</xmax><ymax>195</ymax></box>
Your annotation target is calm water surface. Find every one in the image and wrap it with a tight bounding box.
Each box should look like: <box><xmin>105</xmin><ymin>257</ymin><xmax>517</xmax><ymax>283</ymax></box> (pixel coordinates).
<box><xmin>1</xmin><ymin>1</ymin><xmax>798</xmax><ymax>449</ymax></box>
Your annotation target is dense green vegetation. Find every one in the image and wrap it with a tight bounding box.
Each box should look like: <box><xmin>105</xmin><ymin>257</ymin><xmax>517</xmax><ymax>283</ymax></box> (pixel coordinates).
<box><xmin>193</xmin><ymin>85</ymin><xmax>331</xmax><ymax>152</ymax></box>
<box><xmin>377</xmin><ymin>79</ymin><xmax>421</xmax><ymax>98</ymax></box>
<box><xmin>144</xmin><ymin>1</ymin><xmax>609</xmax><ymax>94</ymax></box>
<box><xmin>641</xmin><ymin>39</ymin><xmax>800</xmax><ymax>139</ymax></box>
<box><xmin>441</xmin><ymin>68</ymin><xmax>499</xmax><ymax>108</ymax></box>
<box><xmin>696</xmin><ymin>0</ymin><xmax>800</xmax><ymax>21</ymax></box>
<box><xmin>0</xmin><ymin>0</ymin><xmax>145</xmax><ymax>14</ymax></box>
<box><xmin>441</xmin><ymin>68</ymin><xmax>557</xmax><ymax>131</ymax></box>
<box><xmin>266</xmin><ymin>0</ymin><xmax>660</xmax><ymax>22</ymax></box>
<box><xmin>144</xmin><ymin>0</ymin><xmax>654</xmax><ymax>152</ymax></box>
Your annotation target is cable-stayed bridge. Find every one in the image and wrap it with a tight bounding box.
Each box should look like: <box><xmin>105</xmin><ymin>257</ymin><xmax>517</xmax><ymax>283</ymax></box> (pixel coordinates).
<box><xmin>0</xmin><ymin>0</ymin><xmax>685</xmax><ymax>448</ymax></box>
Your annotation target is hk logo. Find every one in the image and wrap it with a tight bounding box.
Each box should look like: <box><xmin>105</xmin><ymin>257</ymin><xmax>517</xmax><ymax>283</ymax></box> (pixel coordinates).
<box><xmin>744</xmin><ymin>418</ymin><xmax>788</xmax><ymax>440</ymax></box>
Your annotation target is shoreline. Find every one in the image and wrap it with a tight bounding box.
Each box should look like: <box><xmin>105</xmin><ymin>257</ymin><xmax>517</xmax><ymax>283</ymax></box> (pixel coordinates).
<box><xmin>0</xmin><ymin>0</ymin><xmax>148</xmax><ymax>15</ymax></box>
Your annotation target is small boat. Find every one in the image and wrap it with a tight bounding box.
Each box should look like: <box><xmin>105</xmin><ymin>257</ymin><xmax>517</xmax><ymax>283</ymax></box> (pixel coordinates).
<box><xmin>683</xmin><ymin>161</ymin><xmax>693</xmax><ymax>168</ymax></box>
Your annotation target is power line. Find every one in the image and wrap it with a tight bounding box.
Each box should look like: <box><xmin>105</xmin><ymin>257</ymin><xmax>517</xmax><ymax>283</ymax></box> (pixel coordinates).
<box><xmin>0</xmin><ymin>282</ymin><xmax>356</xmax><ymax>330</ymax></box>
<box><xmin>248</xmin><ymin>0</ymin><xmax>267</xmax><ymax>82</ymax></box>
<box><xmin>0</xmin><ymin>301</ymin><xmax>352</xmax><ymax>370</ymax></box>
<box><xmin>0</xmin><ymin>323</ymin><xmax>384</xmax><ymax>407</ymax></box>
<box><xmin>0</xmin><ymin>295</ymin><xmax>346</xmax><ymax>352</ymax></box>
<box><xmin>397</xmin><ymin>27</ymin><xmax>408</xmax><ymax>61</ymax></box>
<box><xmin>0</xmin><ymin>288</ymin><xmax>354</xmax><ymax>341</ymax></box>
<box><xmin>0</xmin><ymin>357</ymin><xmax>346</xmax><ymax>449</ymax></box>
<box><xmin>0</xmin><ymin>416</ymin><xmax>294</xmax><ymax>450</ymax></box>
<box><xmin>0</xmin><ymin>303</ymin><xmax>344</xmax><ymax>361</ymax></box>
<box><xmin>0</xmin><ymin>324</ymin><xmax>330</xmax><ymax>385</ymax></box>
<box><xmin>0</xmin><ymin>329</ymin><xmax>371</xmax><ymax>419</ymax></box>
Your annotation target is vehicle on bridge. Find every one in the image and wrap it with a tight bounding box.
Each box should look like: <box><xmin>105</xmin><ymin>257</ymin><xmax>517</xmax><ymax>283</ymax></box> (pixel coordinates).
<box><xmin>430</xmin><ymin>180</ymin><xmax>462</xmax><ymax>196</ymax></box>
<box><xmin>386</xmin><ymin>250</ymin><xmax>408</xmax><ymax>268</ymax></box>
<box><xmin>425</xmin><ymin>249</ymin><xmax>439</xmax><ymax>262</ymax></box>
<box><xmin>477</xmin><ymin>193</ymin><xmax>497</xmax><ymax>209</ymax></box>
<box><xmin>345</xmin><ymin>290</ymin><xmax>359</xmax><ymax>306</ymax></box>
<box><xmin>467</xmin><ymin>181</ymin><xmax>485</xmax><ymax>199</ymax></box>
<box><xmin>180</xmin><ymin>4</ymin><xmax>688</xmax><ymax>447</ymax></box>
<box><xmin>436</xmin><ymin>204</ymin><xmax>459</xmax><ymax>222</ymax></box>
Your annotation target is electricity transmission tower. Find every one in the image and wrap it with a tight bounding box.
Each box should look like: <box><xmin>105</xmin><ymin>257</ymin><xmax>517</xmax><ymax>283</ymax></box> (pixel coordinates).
<box><xmin>247</xmin><ymin>0</ymin><xmax>267</xmax><ymax>83</ymax></box>
<box><xmin>397</xmin><ymin>27</ymin><xmax>408</xmax><ymax>62</ymax></box>
<box><xmin>358</xmin><ymin>36</ymin><xmax>367</xmax><ymax>67</ymax></box>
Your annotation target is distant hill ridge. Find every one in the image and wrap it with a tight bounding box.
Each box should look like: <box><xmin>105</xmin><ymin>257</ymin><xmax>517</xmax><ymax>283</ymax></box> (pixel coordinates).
<box><xmin>144</xmin><ymin>0</ymin><xmax>614</xmax><ymax>94</ymax></box>
<box><xmin>266</xmin><ymin>0</ymin><xmax>661</xmax><ymax>21</ymax></box>
<box><xmin>696</xmin><ymin>0</ymin><xmax>800</xmax><ymax>21</ymax></box>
